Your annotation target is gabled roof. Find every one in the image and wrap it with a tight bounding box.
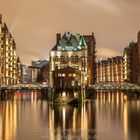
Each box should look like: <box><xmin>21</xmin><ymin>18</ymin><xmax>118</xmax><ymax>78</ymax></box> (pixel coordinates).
<box><xmin>3</xmin><ymin>23</ymin><xmax>8</xmax><ymax>31</ymax></box>
<box><xmin>59</xmin><ymin>32</ymin><xmax>79</xmax><ymax>47</ymax></box>
<box><xmin>17</xmin><ymin>57</ymin><xmax>21</xmax><ymax>64</ymax></box>
<box><xmin>128</xmin><ymin>41</ymin><xmax>137</xmax><ymax>49</ymax></box>
<box><xmin>51</xmin><ymin>44</ymin><xmax>58</xmax><ymax>51</ymax></box>
<box><xmin>51</xmin><ymin>32</ymin><xmax>87</xmax><ymax>51</ymax></box>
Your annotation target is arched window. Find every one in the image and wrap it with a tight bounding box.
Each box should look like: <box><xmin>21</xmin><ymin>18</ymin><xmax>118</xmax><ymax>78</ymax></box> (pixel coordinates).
<box><xmin>70</xmin><ymin>56</ymin><xmax>74</xmax><ymax>62</ymax></box>
<box><xmin>55</xmin><ymin>56</ymin><xmax>59</xmax><ymax>62</ymax></box>
<box><xmin>66</xmin><ymin>56</ymin><xmax>69</xmax><ymax>61</ymax></box>
<box><xmin>75</xmin><ymin>55</ymin><xmax>79</xmax><ymax>62</ymax></box>
<box><xmin>60</xmin><ymin>55</ymin><xmax>65</xmax><ymax>62</ymax></box>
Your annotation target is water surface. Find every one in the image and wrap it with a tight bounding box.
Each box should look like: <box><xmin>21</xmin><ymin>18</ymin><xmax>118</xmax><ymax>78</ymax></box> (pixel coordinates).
<box><xmin>0</xmin><ymin>90</ymin><xmax>140</xmax><ymax>140</ymax></box>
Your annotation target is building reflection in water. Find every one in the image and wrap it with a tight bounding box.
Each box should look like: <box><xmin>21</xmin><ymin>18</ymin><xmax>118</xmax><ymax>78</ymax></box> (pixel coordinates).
<box><xmin>0</xmin><ymin>100</ymin><xmax>17</xmax><ymax>140</ymax></box>
<box><xmin>0</xmin><ymin>90</ymin><xmax>140</xmax><ymax>140</ymax></box>
<box><xmin>96</xmin><ymin>90</ymin><xmax>140</xmax><ymax>140</ymax></box>
<box><xmin>49</xmin><ymin>100</ymin><xmax>96</xmax><ymax>140</ymax></box>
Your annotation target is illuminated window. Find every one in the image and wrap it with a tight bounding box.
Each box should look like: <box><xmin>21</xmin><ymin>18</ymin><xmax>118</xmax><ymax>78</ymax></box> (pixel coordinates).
<box><xmin>70</xmin><ymin>56</ymin><xmax>74</xmax><ymax>62</ymax></box>
<box><xmin>62</xmin><ymin>74</ymin><xmax>65</xmax><ymax>77</ymax></box>
<box><xmin>82</xmin><ymin>60</ymin><xmax>85</xmax><ymax>67</ymax></box>
<box><xmin>72</xmin><ymin>81</ymin><xmax>75</xmax><ymax>86</ymax></box>
<box><xmin>58</xmin><ymin>73</ymin><xmax>65</xmax><ymax>77</ymax></box>
<box><xmin>69</xmin><ymin>74</ymin><xmax>73</xmax><ymax>77</ymax></box>
<box><xmin>6</xmin><ymin>39</ymin><xmax>9</xmax><ymax>45</ymax></box>
<box><xmin>75</xmin><ymin>55</ymin><xmax>79</xmax><ymax>62</ymax></box>
<box><xmin>73</xmin><ymin>74</ymin><xmax>76</xmax><ymax>77</ymax></box>
<box><xmin>55</xmin><ymin>56</ymin><xmax>59</xmax><ymax>62</ymax></box>
<box><xmin>60</xmin><ymin>55</ymin><xmax>65</xmax><ymax>62</ymax></box>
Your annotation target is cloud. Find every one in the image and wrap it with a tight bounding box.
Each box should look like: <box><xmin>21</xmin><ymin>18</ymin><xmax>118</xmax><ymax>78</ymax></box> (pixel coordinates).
<box><xmin>82</xmin><ymin>0</ymin><xmax>121</xmax><ymax>14</ymax></box>
<box><xmin>97</xmin><ymin>47</ymin><xmax>122</xmax><ymax>59</ymax></box>
<box><xmin>0</xmin><ymin>0</ymin><xmax>140</xmax><ymax>65</ymax></box>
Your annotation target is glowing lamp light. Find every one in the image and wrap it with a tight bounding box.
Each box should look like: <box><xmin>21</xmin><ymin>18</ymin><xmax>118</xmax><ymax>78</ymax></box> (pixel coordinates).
<box><xmin>62</xmin><ymin>91</ymin><xmax>66</xmax><ymax>97</ymax></box>
<box><xmin>84</xmin><ymin>76</ymin><xmax>87</xmax><ymax>80</ymax></box>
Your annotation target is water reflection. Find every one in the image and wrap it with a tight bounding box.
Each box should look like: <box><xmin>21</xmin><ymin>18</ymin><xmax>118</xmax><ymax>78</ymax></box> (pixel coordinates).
<box><xmin>51</xmin><ymin>101</ymin><xmax>96</xmax><ymax>140</ymax></box>
<box><xmin>0</xmin><ymin>90</ymin><xmax>139</xmax><ymax>140</ymax></box>
<box><xmin>96</xmin><ymin>90</ymin><xmax>140</xmax><ymax>140</ymax></box>
<box><xmin>0</xmin><ymin>100</ymin><xmax>17</xmax><ymax>140</ymax></box>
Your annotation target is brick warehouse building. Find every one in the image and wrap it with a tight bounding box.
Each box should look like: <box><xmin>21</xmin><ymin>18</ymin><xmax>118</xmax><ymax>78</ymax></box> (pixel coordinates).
<box><xmin>96</xmin><ymin>31</ymin><xmax>140</xmax><ymax>85</ymax></box>
<box><xmin>123</xmin><ymin>31</ymin><xmax>140</xmax><ymax>84</ymax></box>
<box><xmin>96</xmin><ymin>56</ymin><xmax>123</xmax><ymax>83</ymax></box>
<box><xmin>49</xmin><ymin>32</ymin><xmax>96</xmax><ymax>88</ymax></box>
<box><xmin>0</xmin><ymin>15</ymin><xmax>21</xmax><ymax>85</ymax></box>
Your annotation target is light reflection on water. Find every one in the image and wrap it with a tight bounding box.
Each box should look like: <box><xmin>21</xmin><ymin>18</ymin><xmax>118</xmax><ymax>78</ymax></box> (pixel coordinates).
<box><xmin>0</xmin><ymin>90</ymin><xmax>140</xmax><ymax>140</ymax></box>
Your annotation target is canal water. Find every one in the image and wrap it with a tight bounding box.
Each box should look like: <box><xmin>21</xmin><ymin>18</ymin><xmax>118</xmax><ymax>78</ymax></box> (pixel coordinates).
<box><xmin>0</xmin><ymin>90</ymin><xmax>140</xmax><ymax>140</ymax></box>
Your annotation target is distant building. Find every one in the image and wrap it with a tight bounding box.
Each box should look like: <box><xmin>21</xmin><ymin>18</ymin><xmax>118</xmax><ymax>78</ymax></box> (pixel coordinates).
<box><xmin>40</xmin><ymin>62</ymin><xmax>49</xmax><ymax>84</ymax></box>
<box><xmin>123</xmin><ymin>32</ymin><xmax>140</xmax><ymax>84</ymax></box>
<box><xmin>96</xmin><ymin>56</ymin><xmax>124</xmax><ymax>83</ymax></box>
<box><xmin>16</xmin><ymin>57</ymin><xmax>22</xmax><ymax>84</ymax></box>
<box><xmin>0</xmin><ymin>14</ymin><xmax>21</xmax><ymax>85</ymax></box>
<box><xmin>49</xmin><ymin>32</ymin><xmax>96</xmax><ymax>88</ymax></box>
<box><xmin>96</xmin><ymin>31</ymin><xmax>140</xmax><ymax>85</ymax></box>
<box><xmin>31</xmin><ymin>60</ymin><xmax>49</xmax><ymax>68</ymax></box>
<box><xmin>21</xmin><ymin>65</ymin><xmax>31</xmax><ymax>83</ymax></box>
<box><xmin>30</xmin><ymin>59</ymin><xmax>49</xmax><ymax>83</ymax></box>
<box><xmin>29</xmin><ymin>66</ymin><xmax>41</xmax><ymax>83</ymax></box>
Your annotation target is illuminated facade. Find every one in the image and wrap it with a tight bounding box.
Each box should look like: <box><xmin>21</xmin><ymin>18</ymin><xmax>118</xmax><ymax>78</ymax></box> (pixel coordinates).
<box><xmin>21</xmin><ymin>65</ymin><xmax>31</xmax><ymax>83</ymax></box>
<box><xmin>0</xmin><ymin>15</ymin><xmax>21</xmax><ymax>85</ymax></box>
<box><xmin>31</xmin><ymin>59</ymin><xmax>49</xmax><ymax>83</ymax></box>
<box><xmin>17</xmin><ymin>57</ymin><xmax>22</xmax><ymax>84</ymax></box>
<box><xmin>96</xmin><ymin>56</ymin><xmax>124</xmax><ymax>83</ymax></box>
<box><xmin>96</xmin><ymin>31</ymin><xmax>140</xmax><ymax>84</ymax></box>
<box><xmin>123</xmin><ymin>31</ymin><xmax>140</xmax><ymax>84</ymax></box>
<box><xmin>49</xmin><ymin>32</ymin><xmax>96</xmax><ymax>88</ymax></box>
<box><xmin>40</xmin><ymin>62</ymin><xmax>49</xmax><ymax>84</ymax></box>
<box><xmin>29</xmin><ymin>66</ymin><xmax>41</xmax><ymax>83</ymax></box>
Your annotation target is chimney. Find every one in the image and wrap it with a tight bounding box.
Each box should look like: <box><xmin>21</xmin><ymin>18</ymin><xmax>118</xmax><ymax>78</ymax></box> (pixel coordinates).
<box><xmin>138</xmin><ymin>30</ymin><xmax>140</xmax><ymax>45</ymax></box>
<box><xmin>56</xmin><ymin>33</ymin><xmax>61</xmax><ymax>43</ymax></box>
<box><xmin>0</xmin><ymin>14</ymin><xmax>2</xmax><ymax>24</ymax></box>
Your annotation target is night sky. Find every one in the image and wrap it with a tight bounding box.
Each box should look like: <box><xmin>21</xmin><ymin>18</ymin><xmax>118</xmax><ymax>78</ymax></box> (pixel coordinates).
<box><xmin>0</xmin><ymin>0</ymin><xmax>140</xmax><ymax>65</ymax></box>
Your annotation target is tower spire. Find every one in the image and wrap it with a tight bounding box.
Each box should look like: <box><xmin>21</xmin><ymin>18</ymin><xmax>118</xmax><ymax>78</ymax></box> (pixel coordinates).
<box><xmin>79</xmin><ymin>36</ymin><xmax>87</xmax><ymax>46</ymax></box>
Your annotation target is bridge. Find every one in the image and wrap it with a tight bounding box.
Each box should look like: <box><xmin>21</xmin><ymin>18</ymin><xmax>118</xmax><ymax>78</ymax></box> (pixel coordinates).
<box><xmin>0</xmin><ymin>84</ymin><xmax>48</xmax><ymax>90</ymax></box>
<box><xmin>0</xmin><ymin>84</ymin><xmax>96</xmax><ymax>104</ymax></box>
